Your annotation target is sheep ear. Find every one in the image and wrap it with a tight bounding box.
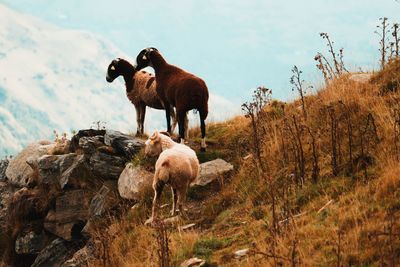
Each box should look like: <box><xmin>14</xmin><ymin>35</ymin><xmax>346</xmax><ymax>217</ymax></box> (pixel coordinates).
<box><xmin>150</xmin><ymin>131</ymin><xmax>158</xmax><ymax>140</ymax></box>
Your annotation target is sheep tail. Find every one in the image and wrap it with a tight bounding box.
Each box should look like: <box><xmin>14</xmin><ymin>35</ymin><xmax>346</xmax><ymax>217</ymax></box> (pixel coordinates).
<box><xmin>157</xmin><ymin>160</ymin><xmax>171</xmax><ymax>183</ymax></box>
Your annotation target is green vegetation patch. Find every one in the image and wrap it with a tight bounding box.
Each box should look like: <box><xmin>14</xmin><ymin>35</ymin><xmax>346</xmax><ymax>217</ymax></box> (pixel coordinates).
<box><xmin>193</xmin><ymin>237</ymin><xmax>235</xmax><ymax>260</ymax></box>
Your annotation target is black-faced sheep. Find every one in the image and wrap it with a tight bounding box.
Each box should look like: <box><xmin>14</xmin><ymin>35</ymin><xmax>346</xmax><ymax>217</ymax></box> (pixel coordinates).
<box><xmin>144</xmin><ymin>131</ymin><xmax>199</xmax><ymax>225</ymax></box>
<box><xmin>106</xmin><ymin>58</ymin><xmax>178</xmax><ymax>135</ymax></box>
<box><xmin>135</xmin><ymin>48</ymin><xmax>209</xmax><ymax>151</ymax></box>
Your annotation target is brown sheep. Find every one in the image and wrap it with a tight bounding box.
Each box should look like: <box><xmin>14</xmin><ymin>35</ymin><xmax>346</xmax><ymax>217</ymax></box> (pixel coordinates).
<box><xmin>106</xmin><ymin>58</ymin><xmax>180</xmax><ymax>135</ymax></box>
<box><xmin>135</xmin><ymin>48</ymin><xmax>209</xmax><ymax>151</ymax></box>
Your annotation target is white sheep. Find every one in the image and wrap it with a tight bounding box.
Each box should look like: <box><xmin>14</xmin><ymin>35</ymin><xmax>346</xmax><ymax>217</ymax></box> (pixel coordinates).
<box><xmin>144</xmin><ymin>131</ymin><xmax>199</xmax><ymax>225</ymax></box>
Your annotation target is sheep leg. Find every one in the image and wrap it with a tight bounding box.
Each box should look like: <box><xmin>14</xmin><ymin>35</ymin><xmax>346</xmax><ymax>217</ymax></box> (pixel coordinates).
<box><xmin>170</xmin><ymin>107</ymin><xmax>178</xmax><ymax>134</ymax></box>
<box><xmin>177</xmin><ymin>111</ymin><xmax>186</xmax><ymax>144</ymax></box>
<box><xmin>140</xmin><ymin>104</ymin><xmax>146</xmax><ymax>135</ymax></box>
<box><xmin>134</xmin><ymin>104</ymin><xmax>142</xmax><ymax>136</ymax></box>
<box><xmin>165</xmin><ymin>105</ymin><xmax>172</xmax><ymax>134</ymax></box>
<box><xmin>177</xmin><ymin>187</ymin><xmax>188</xmax><ymax>219</ymax></box>
<box><xmin>184</xmin><ymin>112</ymin><xmax>189</xmax><ymax>140</ymax></box>
<box><xmin>170</xmin><ymin>187</ymin><xmax>177</xmax><ymax>216</ymax></box>
<box><xmin>200</xmin><ymin>119</ymin><xmax>206</xmax><ymax>152</ymax></box>
<box><xmin>200</xmin><ymin>112</ymin><xmax>207</xmax><ymax>152</ymax></box>
<box><xmin>145</xmin><ymin>179</ymin><xmax>165</xmax><ymax>225</ymax></box>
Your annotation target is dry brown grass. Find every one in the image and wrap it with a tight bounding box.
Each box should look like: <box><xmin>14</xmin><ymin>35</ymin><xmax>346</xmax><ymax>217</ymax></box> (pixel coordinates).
<box><xmin>88</xmin><ymin>60</ymin><xmax>400</xmax><ymax>266</ymax></box>
<box><xmin>375</xmin><ymin>159</ymin><xmax>400</xmax><ymax>200</ymax></box>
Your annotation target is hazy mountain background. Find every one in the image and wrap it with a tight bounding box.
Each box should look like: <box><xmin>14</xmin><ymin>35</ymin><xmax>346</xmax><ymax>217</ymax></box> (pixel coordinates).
<box><xmin>0</xmin><ymin>4</ymin><xmax>237</xmax><ymax>157</ymax></box>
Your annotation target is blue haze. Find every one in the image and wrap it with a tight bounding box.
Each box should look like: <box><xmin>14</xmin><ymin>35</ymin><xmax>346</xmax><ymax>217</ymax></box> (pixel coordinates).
<box><xmin>1</xmin><ymin>0</ymin><xmax>399</xmax><ymax>103</ymax></box>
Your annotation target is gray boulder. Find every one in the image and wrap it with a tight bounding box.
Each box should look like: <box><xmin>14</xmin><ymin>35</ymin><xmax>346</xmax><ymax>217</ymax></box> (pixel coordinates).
<box><xmin>191</xmin><ymin>158</ymin><xmax>234</xmax><ymax>186</ymax></box>
<box><xmin>89</xmin><ymin>152</ymin><xmax>126</xmax><ymax>180</ymax></box>
<box><xmin>117</xmin><ymin>163</ymin><xmax>153</xmax><ymax>200</ymax></box>
<box><xmin>38</xmin><ymin>153</ymin><xmax>95</xmax><ymax>189</ymax></box>
<box><xmin>6</xmin><ymin>141</ymin><xmax>54</xmax><ymax>187</ymax></box>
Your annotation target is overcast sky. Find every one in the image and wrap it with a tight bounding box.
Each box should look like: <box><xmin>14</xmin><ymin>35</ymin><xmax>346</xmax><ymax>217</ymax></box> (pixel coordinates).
<box><xmin>1</xmin><ymin>0</ymin><xmax>399</xmax><ymax>103</ymax></box>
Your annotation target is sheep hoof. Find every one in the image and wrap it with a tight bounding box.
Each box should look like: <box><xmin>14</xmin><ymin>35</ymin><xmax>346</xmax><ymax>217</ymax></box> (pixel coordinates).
<box><xmin>200</xmin><ymin>147</ymin><xmax>206</xmax><ymax>152</ymax></box>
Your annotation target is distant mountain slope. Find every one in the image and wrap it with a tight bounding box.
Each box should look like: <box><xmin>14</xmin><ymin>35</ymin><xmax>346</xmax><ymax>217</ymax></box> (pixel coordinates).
<box><xmin>0</xmin><ymin>4</ymin><xmax>136</xmax><ymax>157</ymax></box>
<box><xmin>0</xmin><ymin>4</ymin><xmax>237</xmax><ymax>157</ymax></box>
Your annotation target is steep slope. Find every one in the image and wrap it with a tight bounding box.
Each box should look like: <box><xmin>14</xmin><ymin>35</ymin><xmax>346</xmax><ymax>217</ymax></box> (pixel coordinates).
<box><xmin>94</xmin><ymin>61</ymin><xmax>400</xmax><ymax>266</ymax></box>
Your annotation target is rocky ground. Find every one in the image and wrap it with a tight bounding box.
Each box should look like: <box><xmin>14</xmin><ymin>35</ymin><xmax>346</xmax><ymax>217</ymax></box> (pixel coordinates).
<box><xmin>0</xmin><ymin>129</ymin><xmax>233</xmax><ymax>267</ymax></box>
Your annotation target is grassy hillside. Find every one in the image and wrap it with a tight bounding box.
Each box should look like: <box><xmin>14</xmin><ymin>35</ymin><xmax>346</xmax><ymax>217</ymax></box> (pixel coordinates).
<box><xmin>89</xmin><ymin>59</ymin><xmax>400</xmax><ymax>266</ymax></box>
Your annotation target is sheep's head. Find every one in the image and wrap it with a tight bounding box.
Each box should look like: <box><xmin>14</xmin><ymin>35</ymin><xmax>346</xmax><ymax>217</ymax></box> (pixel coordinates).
<box><xmin>106</xmin><ymin>58</ymin><xmax>124</xmax><ymax>82</ymax></box>
<box><xmin>135</xmin><ymin>47</ymin><xmax>158</xmax><ymax>70</ymax></box>
<box><xmin>144</xmin><ymin>131</ymin><xmax>163</xmax><ymax>157</ymax></box>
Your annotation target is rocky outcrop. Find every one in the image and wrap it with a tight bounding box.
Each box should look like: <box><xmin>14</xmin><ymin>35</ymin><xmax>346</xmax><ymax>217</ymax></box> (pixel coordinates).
<box><xmin>1</xmin><ymin>128</ymin><xmax>235</xmax><ymax>266</ymax></box>
<box><xmin>2</xmin><ymin>129</ymin><xmax>145</xmax><ymax>266</ymax></box>
<box><xmin>5</xmin><ymin>141</ymin><xmax>54</xmax><ymax>187</ymax></box>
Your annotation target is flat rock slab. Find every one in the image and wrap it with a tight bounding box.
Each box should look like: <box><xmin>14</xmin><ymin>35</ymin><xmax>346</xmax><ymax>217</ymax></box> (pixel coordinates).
<box><xmin>191</xmin><ymin>158</ymin><xmax>234</xmax><ymax>187</ymax></box>
<box><xmin>89</xmin><ymin>182</ymin><xmax>120</xmax><ymax>217</ymax></box>
<box><xmin>118</xmin><ymin>163</ymin><xmax>153</xmax><ymax>200</ymax></box>
<box><xmin>234</xmin><ymin>248</ymin><xmax>250</xmax><ymax>258</ymax></box>
<box><xmin>6</xmin><ymin>141</ymin><xmax>54</xmax><ymax>187</ymax></box>
<box><xmin>180</xmin><ymin>257</ymin><xmax>206</xmax><ymax>267</ymax></box>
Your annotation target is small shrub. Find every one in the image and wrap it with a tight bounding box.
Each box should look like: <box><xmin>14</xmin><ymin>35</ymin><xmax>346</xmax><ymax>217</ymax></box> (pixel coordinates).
<box><xmin>250</xmin><ymin>206</ymin><xmax>265</xmax><ymax>220</ymax></box>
